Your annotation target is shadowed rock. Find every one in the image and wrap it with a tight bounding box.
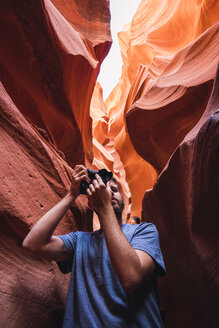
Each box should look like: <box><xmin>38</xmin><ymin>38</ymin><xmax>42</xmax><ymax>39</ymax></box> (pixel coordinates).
<box><xmin>142</xmin><ymin>64</ymin><xmax>219</xmax><ymax>327</ymax></box>
<box><xmin>0</xmin><ymin>0</ymin><xmax>111</xmax><ymax>166</ymax></box>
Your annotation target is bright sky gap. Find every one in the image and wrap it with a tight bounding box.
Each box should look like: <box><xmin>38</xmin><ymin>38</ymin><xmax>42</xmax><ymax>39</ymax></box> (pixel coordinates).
<box><xmin>97</xmin><ymin>0</ymin><xmax>142</xmax><ymax>101</ymax></box>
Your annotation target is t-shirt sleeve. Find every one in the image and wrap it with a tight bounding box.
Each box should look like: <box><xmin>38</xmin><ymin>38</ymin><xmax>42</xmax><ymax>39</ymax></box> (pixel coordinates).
<box><xmin>56</xmin><ymin>232</ymin><xmax>77</xmax><ymax>274</ymax></box>
<box><xmin>130</xmin><ymin>223</ymin><xmax>166</xmax><ymax>276</ymax></box>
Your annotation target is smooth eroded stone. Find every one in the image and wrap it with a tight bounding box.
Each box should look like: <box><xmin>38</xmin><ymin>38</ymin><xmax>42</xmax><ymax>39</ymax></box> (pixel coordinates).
<box><xmin>142</xmin><ymin>64</ymin><xmax>219</xmax><ymax>328</ymax></box>
<box><xmin>0</xmin><ymin>0</ymin><xmax>110</xmax><ymax>326</ymax></box>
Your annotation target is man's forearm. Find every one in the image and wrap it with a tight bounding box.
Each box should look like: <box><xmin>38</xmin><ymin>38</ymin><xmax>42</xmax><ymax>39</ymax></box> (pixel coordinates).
<box><xmin>22</xmin><ymin>193</ymin><xmax>74</xmax><ymax>251</ymax></box>
<box><xmin>99</xmin><ymin>205</ymin><xmax>146</xmax><ymax>291</ymax></box>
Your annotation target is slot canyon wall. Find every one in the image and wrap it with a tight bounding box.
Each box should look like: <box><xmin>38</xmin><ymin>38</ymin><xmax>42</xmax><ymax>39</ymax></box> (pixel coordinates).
<box><xmin>0</xmin><ymin>0</ymin><xmax>111</xmax><ymax>327</ymax></box>
<box><xmin>0</xmin><ymin>0</ymin><xmax>219</xmax><ymax>327</ymax></box>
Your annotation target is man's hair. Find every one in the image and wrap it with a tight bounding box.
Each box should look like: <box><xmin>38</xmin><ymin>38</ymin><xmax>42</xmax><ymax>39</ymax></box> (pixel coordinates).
<box><xmin>111</xmin><ymin>177</ymin><xmax>118</xmax><ymax>184</ymax></box>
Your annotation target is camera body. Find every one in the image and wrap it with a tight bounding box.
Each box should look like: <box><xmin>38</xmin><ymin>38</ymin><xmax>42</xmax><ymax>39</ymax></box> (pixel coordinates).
<box><xmin>79</xmin><ymin>169</ymin><xmax>113</xmax><ymax>195</ymax></box>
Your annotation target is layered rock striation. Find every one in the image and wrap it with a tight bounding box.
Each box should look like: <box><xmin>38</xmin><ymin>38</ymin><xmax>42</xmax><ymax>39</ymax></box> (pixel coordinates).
<box><xmin>0</xmin><ymin>82</ymin><xmax>92</xmax><ymax>327</ymax></box>
<box><xmin>142</xmin><ymin>64</ymin><xmax>219</xmax><ymax>328</ymax></box>
<box><xmin>0</xmin><ymin>0</ymin><xmax>111</xmax><ymax>327</ymax></box>
<box><xmin>0</xmin><ymin>0</ymin><xmax>111</xmax><ymax>167</ymax></box>
<box><xmin>92</xmin><ymin>0</ymin><xmax>219</xmax><ymax>218</ymax></box>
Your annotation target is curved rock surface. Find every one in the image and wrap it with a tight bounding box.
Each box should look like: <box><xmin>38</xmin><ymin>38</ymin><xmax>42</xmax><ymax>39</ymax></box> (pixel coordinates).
<box><xmin>142</xmin><ymin>63</ymin><xmax>219</xmax><ymax>328</ymax></box>
<box><xmin>0</xmin><ymin>0</ymin><xmax>111</xmax><ymax>167</ymax></box>
<box><xmin>0</xmin><ymin>0</ymin><xmax>110</xmax><ymax>327</ymax></box>
<box><xmin>127</xmin><ymin>80</ymin><xmax>213</xmax><ymax>171</ymax></box>
<box><xmin>90</xmin><ymin>82</ymin><xmax>132</xmax><ymax>220</ymax></box>
<box><xmin>92</xmin><ymin>0</ymin><xmax>219</xmax><ymax>218</ymax></box>
<box><xmin>0</xmin><ymin>82</ymin><xmax>93</xmax><ymax>327</ymax></box>
<box><xmin>127</xmin><ymin>24</ymin><xmax>218</xmax><ymax>172</ymax></box>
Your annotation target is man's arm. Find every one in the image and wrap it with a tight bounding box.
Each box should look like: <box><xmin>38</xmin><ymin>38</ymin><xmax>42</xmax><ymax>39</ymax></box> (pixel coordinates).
<box><xmin>87</xmin><ymin>175</ymin><xmax>155</xmax><ymax>292</ymax></box>
<box><xmin>22</xmin><ymin>165</ymin><xmax>89</xmax><ymax>262</ymax></box>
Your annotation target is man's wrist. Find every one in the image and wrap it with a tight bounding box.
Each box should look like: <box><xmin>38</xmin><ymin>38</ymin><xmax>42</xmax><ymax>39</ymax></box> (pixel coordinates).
<box><xmin>98</xmin><ymin>202</ymin><xmax>114</xmax><ymax>218</ymax></box>
<box><xmin>65</xmin><ymin>192</ymin><xmax>76</xmax><ymax>205</ymax></box>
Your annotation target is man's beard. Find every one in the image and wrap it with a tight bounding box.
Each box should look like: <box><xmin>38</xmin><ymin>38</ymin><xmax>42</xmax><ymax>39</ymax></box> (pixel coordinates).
<box><xmin>113</xmin><ymin>200</ymin><xmax>124</xmax><ymax>225</ymax></box>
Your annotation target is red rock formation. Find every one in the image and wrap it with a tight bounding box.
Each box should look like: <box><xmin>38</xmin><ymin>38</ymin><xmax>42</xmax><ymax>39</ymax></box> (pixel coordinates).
<box><xmin>0</xmin><ymin>1</ymin><xmax>111</xmax><ymax>327</ymax></box>
<box><xmin>0</xmin><ymin>0</ymin><xmax>111</xmax><ymax>167</ymax></box>
<box><xmin>142</xmin><ymin>64</ymin><xmax>219</xmax><ymax>328</ymax></box>
<box><xmin>0</xmin><ymin>82</ymin><xmax>93</xmax><ymax>327</ymax></box>
<box><xmin>126</xmin><ymin>24</ymin><xmax>218</xmax><ymax>172</ymax></box>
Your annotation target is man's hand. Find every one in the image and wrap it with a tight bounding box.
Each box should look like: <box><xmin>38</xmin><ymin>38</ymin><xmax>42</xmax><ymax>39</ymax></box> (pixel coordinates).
<box><xmin>68</xmin><ymin>165</ymin><xmax>89</xmax><ymax>200</ymax></box>
<box><xmin>86</xmin><ymin>174</ymin><xmax>112</xmax><ymax>215</ymax></box>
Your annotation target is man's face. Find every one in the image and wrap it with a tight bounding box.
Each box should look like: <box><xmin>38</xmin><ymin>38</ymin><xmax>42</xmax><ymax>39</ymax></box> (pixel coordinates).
<box><xmin>107</xmin><ymin>180</ymin><xmax>124</xmax><ymax>219</ymax></box>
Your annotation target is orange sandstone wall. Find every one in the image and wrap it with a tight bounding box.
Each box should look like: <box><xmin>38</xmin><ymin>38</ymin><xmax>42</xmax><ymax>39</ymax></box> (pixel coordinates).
<box><xmin>92</xmin><ymin>0</ymin><xmax>219</xmax><ymax>218</ymax></box>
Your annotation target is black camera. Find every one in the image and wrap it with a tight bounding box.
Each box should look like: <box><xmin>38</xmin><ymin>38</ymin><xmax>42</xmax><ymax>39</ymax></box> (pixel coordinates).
<box><xmin>79</xmin><ymin>169</ymin><xmax>113</xmax><ymax>195</ymax></box>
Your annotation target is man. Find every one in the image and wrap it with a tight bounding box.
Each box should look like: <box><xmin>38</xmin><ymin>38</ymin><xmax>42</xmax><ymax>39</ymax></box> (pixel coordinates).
<box><xmin>128</xmin><ymin>216</ymin><xmax>141</xmax><ymax>225</ymax></box>
<box><xmin>23</xmin><ymin>165</ymin><xmax>166</xmax><ymax>327</ymax></box>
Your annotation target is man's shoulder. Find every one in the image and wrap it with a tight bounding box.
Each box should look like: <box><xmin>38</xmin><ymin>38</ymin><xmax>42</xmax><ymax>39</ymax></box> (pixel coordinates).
<box><xmin>58</xmin><ymin>230</ymin><xmax>92</xmax><ymax>241</ymax></box>
<box><xmin>122</xmin><ymin>222</ymin><xmax>159</xmax><ymax>241</ymax></box>
<box><xmin>122</xmin><ymin>222</ymin><xmax>157</xmax><ymax>233</ymax></box>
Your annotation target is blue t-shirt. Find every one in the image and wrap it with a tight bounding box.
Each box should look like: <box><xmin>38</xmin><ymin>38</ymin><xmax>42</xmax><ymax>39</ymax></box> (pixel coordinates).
<box><xmin>57</xmin><ymin>223</ymin><xmax>166</xmax><ymax>328</ymax></box>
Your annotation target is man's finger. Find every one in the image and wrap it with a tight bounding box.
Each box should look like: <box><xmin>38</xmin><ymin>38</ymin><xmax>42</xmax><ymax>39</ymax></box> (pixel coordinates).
<box><xmin>75</xmin><ymin>174</ymin><xmax>88</xmax><ymax>182</ymax></box>
<box><xmin>74</xmin><ymin>170</ymin><xmax>90</xmax><ymax>182</ymax></box>
<box><xmin>89</xmin><ymin>184</ymin><xmax>95</xmax><ymax>192</ymax></box>
<box><xmin>92</xmin><ymin>179</ymin><xmax>99</xmax><ymax>188</ymax></box>
<box><xmin>86</xmin><ymin>188</ymin><xmax>91</xmax><ymax>197</ymax></box>
<box><xmin>74</xmin><ymin>164</ymin><xmax>87</xmax><ymax>173</ymax></box>
<box><xmin>73</xmin><ymin>170</ymin><xmax>85</xmax><ymax>178</ymax></box>
<box><xmin>95</xmin><ymin>174</ymin><xmax>104</xmax><ymax>185</ymax></box>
